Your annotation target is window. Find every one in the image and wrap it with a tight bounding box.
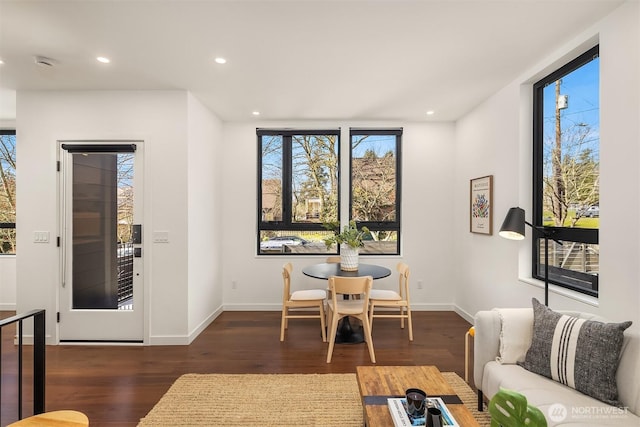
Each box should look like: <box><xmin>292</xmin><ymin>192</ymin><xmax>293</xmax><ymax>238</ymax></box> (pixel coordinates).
<box><xmin>350</xmin><ymin>128</ymin><xmax>401</xmax><ymax>255</ymax></box>
<box><xmin>533</xmin><ymin>46</ymin><xmax>599</xmax><ymax>296</ymax></box>
<box><xmin>257</xmin><ymin>129</ymin><xmax>339</xmax><ymax>255</ymax></box>
<box><xmin>0</xmin><ymin>129</ymin><xmax>16</xmax><ymax>254</ymax></box>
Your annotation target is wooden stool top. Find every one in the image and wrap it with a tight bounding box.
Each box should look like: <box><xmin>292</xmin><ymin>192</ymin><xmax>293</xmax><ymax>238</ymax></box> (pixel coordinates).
<box><xmin>7</xmin><ymin>410</ymin><xmax>89</xmax><ymax>427</ymax></box>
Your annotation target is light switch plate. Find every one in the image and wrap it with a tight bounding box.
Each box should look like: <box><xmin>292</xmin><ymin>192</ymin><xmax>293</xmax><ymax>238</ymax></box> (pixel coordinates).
<box><xmin>33</xmin><ymin>231</ymin><xmax>50</xmax><ymax>243</ymax></box>
<box><xmin>153</xmin><ymin>231</ymin><xmax>169</xmax><ymax>243</ymax></box>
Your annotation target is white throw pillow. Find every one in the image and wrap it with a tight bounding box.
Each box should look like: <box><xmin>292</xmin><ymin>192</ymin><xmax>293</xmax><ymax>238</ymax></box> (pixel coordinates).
<box><xmin>494</xmin><ymin>308</ymin><xmax>533</xmax><ymax>364</ymax></box>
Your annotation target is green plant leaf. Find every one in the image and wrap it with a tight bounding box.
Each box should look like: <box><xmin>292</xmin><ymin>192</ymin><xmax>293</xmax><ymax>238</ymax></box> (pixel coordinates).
<box><xmin>489</xmin><ymin>388</ymin><xmax>547</xmax><ymax>427</ymax></box>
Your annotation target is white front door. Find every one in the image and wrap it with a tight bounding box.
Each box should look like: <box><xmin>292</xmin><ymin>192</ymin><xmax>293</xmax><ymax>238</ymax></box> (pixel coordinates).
<box><xmin>59</xmin><ymin>141</ymin><xmax>144</xmax><ymax>342</ymax></box>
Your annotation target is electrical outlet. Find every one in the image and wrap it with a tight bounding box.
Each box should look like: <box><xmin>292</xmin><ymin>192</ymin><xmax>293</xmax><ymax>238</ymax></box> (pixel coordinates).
<box><xmin>232</xmin><ymin>280</ymin><xmax>237</xmax><ymax>289</ymax></box>
<box><xmin>417</xmin><ymin>280</ymin><xmax>423</xmax><ymax>289</ymax></box>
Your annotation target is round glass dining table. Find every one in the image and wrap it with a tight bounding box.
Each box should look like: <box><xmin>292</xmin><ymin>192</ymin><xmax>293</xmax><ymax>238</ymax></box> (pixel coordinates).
<box><xmin>302</xmin><ymin>262</ymin><xmax>392</xmax><ymax>344</ymax></box>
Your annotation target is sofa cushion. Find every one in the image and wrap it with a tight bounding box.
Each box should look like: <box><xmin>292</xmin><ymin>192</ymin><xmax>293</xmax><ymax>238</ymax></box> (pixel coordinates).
<box><xmin>520</xmin><ymin>298</ymin><xmax>632</xmax><ymax>406</ymax></box>
<box><xmin>494</xmin><ymin>308</ymin><xmax>533</xmax><ymax>364</ymax></box>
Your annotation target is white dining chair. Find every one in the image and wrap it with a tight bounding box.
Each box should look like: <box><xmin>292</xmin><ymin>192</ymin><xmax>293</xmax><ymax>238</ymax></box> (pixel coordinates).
<box><xmin>280</xmin><ymin>263</ymin><xmax>327</xmax><ymax>342</ymax></box>
<box><xmin>325</xmin><ymin>275</ymin><xmax>375</xmax><ymax>363</ymax></box>
<box><xmin>368</xmin><ymin>262</ymin><xmax>413</xmax><ymax>341</ymax></box>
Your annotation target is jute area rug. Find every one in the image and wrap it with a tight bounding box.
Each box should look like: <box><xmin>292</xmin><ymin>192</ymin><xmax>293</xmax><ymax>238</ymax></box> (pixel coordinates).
<box><xmin>138</xmin><ymin>372</ymin><xmax>491</xmax><ymax>426</ymax></box>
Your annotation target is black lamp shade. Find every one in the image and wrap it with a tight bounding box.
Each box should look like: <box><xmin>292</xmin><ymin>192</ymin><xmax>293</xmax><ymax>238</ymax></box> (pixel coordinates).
<box><xmin>499</xmin><ymin>207</ymin><xmax>526</xmax><ymax>240</ymax></box>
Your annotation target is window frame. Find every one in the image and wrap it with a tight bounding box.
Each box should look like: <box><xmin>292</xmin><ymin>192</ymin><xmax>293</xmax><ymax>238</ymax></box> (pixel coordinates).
<box><xmin>0</xmin><ymin>129</ymin><xmax>16</xmax><ymax>255</ymax></box>
<box><xmin>532</xmin><ymin>45</ymin><xmax>599</xmax><ymax>297</ymax></box>
<box><xmin>349</xmin><ymin>128</ymin><xmax>402</xmax><ymax>256</ymax></box>
<box><xmin>256</xmin><ymin>128</ymin><xmax>341</xmax><ymax>255</ymax></box>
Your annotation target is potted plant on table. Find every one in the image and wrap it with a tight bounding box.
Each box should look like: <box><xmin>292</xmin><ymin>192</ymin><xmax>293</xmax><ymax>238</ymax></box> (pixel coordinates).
<box><xmin>323</xmin><ymin>220</ymin><xmax>370</xmax><ymax>271</ymax></box>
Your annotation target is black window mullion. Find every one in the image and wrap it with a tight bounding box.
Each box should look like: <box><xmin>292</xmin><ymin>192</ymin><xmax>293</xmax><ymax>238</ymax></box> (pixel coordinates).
<box><xmin>395</xmin><ymin>132</ymin><xmax>402</xmax><ymax>230</ymax></box>
<box><xmin>532</xmin><ymin>83</ymin><xmax>545</xmax><ymax>231</ymax></box>
<box><xmin>282</xmin><ymin>135</ymin><xmax>293</xmax><ymax>227</ymax></box>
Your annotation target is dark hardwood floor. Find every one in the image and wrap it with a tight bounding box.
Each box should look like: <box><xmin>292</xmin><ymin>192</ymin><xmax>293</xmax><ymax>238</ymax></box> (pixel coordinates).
<box><xmin>1</xmin><ymin>310</ymin><xmax>475</xmax><ymax>426</ymax></box>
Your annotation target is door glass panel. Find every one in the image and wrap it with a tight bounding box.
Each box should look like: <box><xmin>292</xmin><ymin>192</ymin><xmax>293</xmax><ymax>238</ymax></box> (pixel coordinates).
<box><xmin>116</xmin><ymin>153</ymin><xmax>135</xmax><ymax>309</ymax></box>
<box><xmin>72</xmin><ymin>152</ymin><xmax>134</xmax><ymax>310</ymax></box>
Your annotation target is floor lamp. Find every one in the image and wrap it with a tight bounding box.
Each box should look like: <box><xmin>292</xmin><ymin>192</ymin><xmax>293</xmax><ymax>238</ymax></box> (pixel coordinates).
<box><xmin>499</xmin><ymin>207</ymin><xmax>559</xmax><ymax>307</ymax></box>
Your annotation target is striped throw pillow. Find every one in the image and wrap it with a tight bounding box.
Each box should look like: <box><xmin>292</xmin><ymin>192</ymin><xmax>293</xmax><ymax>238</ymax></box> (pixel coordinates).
<box><xmin>519</xmin><ymin>298</ymin><xmax>632</xmax><ymax>406</ymax></box>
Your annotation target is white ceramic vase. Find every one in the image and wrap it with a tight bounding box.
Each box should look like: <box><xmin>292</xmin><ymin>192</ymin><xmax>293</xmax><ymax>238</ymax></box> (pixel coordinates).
<box><xmin>340</xmin><ymin>244</ymin><xmax>359</xmax><ymax>271</ymax></box>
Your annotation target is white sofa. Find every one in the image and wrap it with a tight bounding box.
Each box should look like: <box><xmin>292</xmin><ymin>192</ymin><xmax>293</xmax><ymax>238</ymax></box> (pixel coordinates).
<box><xmin>474</xmin><ymin>308</ymin><xmax>639</xmax><ymax>426</ymax></box>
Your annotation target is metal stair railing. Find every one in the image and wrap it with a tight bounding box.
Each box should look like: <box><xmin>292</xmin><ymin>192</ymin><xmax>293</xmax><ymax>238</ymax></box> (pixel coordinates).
<box><xmin>0</xmin><ymin>309</ymin><xmax>46</xmax><ymax>421</ymax></box>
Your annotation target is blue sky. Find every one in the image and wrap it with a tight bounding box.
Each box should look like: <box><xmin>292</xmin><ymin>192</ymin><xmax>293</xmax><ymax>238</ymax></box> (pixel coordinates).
<box><xmin>543</xmin><ymin>57</ymin><xmax>600</xmax><ymax>145</ymax></box>
<box><xmin>352</xmin><ymin>134</ymin><xmax>396</xmax><ymax>157</ymax></box>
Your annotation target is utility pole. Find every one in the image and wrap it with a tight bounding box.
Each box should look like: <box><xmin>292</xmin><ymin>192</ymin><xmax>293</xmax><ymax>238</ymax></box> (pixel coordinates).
<box><xmin>552</xmin><ymin>79</ymin><xmax>568</xmax><ymax>226</ymax></box>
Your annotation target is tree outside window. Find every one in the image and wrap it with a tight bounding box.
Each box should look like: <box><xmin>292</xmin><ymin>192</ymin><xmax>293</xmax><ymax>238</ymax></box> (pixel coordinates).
<box><xmin>258</xmin><ymin>130</ymin><xmax>339</xmax><ymax>255</ymax></box>
<box><xmin>0</xmin><ymin>130</ymin><xmax>16</xmax><ymax>254</ymax></box>
<box><xmin>350</xmin><ymin>129</ymin><xmax>401</xmax><ymax>255</ymax></box>
<box><xmin>534</xmin><ymin>46</ymin><xmax>599</xmax><ymax>296</ymax></box>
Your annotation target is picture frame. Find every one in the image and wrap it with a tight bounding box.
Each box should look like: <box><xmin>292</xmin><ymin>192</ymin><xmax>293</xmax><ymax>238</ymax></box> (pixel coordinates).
<box><xmin>470</xmin><ymin>175</ymin><xmax>493</xmax><ymax>235</ymax></box>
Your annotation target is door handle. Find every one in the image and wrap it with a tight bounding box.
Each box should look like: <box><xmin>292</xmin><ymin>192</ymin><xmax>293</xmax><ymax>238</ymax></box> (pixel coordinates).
<box><xmin>132</xmin><ymin>224</ymin><xmax>142</xmax><ymax>244</ymax></box>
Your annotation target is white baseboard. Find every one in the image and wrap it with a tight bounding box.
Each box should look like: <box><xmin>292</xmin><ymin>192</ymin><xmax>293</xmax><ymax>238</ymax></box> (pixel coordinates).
<box><xmin>222</xmin><ymin>302</ymin><xmax>458</xmax><ymax>312</ymax></box>
<box><xmin>187</xmin><ymin>306</ymin><xmax>223</xmax><ymax>344</ymax></box>
<box><xmin>223</xmin><ymin>303</ymin><xmax>282</xmax><ymax>311</ymax></box>
<box><xmin>452</xmin><ymin>304</ymin><xmax>475</xmax><ymax>324</ymax></box>
<box><xmin>0</xmin><ymin>303</ymin><xmax>16</xmax><ymax>311</ymax></box>
<box><xmin>9</xmin><ymin>334</ymin><xmax>54</xmax><ymax>345</ymax></box>
<box><xmin>148</xmin><ymin>306</ymin><xmax>224</xmax><ymax>345</ymax></box>
<box><xmin>148</xmin><ymin>334</ymin><xmax>191</xmax><ymax>346</ymax></box>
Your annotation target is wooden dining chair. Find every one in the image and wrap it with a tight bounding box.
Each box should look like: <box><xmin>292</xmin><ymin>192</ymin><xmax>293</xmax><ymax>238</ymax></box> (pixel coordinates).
<box><xmin>280</xmin><ymin>263</ymin><xmax>327</xmax><ymax>342</ymax></box>
<box><xmin>325</xmin><ymin>275</ymin><xmax>375</xmax><ymax>363</ymax></box>
<box><xmin>325</xmin><ymin>255</ymin><xmax>363</xmax><ymax>298</ymax></box>
<box><xmin>368</xmin><ymin>262</ymin><xmax>413</xmax><ymax>341</ymax></box>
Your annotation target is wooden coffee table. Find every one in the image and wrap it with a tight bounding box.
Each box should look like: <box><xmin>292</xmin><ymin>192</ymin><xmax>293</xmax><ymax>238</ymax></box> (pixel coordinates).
<box><xmin>356</xmin><ymin>365</ymin><xmax>480</xmax><ymax>426</ymax></box>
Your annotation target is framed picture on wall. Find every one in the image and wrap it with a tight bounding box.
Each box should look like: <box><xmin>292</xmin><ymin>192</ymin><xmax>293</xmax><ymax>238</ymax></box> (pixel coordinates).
<box><xmin>470</xmin><ymin>175</ymin><xmax>493</xmax><ymax>235</ymax></box>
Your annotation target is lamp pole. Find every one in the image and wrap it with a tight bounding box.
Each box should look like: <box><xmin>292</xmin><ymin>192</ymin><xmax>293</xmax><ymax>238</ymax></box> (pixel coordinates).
<box><xmin>526</xmin><ymin>220</ymin><xmax>556</xmax><ymax>307</ymax></box>
<box><xmin>501</xmin><ymin>208</ymin><xmax>560</xmax><ymax>307</ymax></box>
<box><xmin>543</xmin><ymin>234</ymin><xmax>549</xmax><ymax>306</ymax></box>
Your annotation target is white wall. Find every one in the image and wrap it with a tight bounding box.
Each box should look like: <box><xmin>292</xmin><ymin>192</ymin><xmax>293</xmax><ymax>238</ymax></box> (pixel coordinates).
<box><xmin>186</xmin><ymin>93</ymin><xmax>224</xmax><ymax>340</ymax></box>
<box><xmin>220</xmin><ymin>122</ymin><xmax>457</xmax><ymax>311</ymax></box>
<box><xmin>454</xmin><ymin>1</ymin><xmax>640</xmax><ymax>328</ymax></box>
<box><xmin>0</xmin><ymin>255</ymin><xmax>16</xmax><ymax>310</ymax></box>
<box><xmin>16</xmin><ymin>90</ymin><xmax>223</xmax><ymax>344</ymax></box>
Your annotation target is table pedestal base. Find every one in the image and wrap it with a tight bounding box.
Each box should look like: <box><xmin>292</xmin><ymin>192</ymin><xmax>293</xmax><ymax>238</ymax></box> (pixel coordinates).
<box><xmin>335</xmin><ymin>317</ymin><xmax>364</xmax><ymax>344</ymax></box>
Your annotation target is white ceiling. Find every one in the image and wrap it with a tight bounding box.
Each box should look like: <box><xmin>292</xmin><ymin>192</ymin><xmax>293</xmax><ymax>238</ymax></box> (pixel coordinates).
<box><xmin>0</xmin><ymin>0</ymin><xmax>623</xmax><ymax>122</ymax></box>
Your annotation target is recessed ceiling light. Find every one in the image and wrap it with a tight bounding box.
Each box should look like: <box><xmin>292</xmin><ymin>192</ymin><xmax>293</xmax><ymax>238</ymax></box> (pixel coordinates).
<box><xmin>426</xmin><ymin>110</ymin><xmax>435</xmax><ymax>116</ymax></box>
<box><xmin>97</xmin><ymin>56</ymin><xmax>110</xmax><ymax>64</ymax></box>
<box><xmin>252</xmin><ymin>111</ymin><xmax>260</xmax><ymax>116</ymax></box>
<box><xmin>215</xmin><ymin>57</ymin><xmax>227</xmax><ymax>64</ymax></box>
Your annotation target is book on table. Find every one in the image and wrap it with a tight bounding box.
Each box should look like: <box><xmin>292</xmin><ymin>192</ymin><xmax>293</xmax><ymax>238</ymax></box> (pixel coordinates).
<box><xmin>387</xmin><ymin>397</ymin><xmax>459</xmax><ymax>427</ymax></box>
